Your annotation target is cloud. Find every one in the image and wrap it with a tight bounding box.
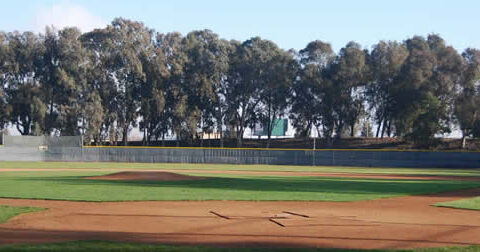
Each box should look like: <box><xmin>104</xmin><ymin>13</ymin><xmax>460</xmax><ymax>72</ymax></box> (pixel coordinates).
<box><xmin>32</xmin><ymin>1</ymin><xmax>107</xmax><ymax>33</ymax></box>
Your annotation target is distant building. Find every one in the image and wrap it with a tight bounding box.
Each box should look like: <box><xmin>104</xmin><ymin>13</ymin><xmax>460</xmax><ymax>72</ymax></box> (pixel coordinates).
<box><xmin>253</xmin><ymin>119</ymin><xmax>289</xmax><ymax>137</ymax></box>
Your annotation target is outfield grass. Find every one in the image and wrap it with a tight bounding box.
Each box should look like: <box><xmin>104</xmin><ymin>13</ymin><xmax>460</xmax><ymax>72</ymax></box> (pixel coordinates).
<box><xmin>0</xmin><ymin>205</ymin><xmax>44</xmax><ymax>224</ymax></box>
<box><xmin>434</xmin><ymin>196</ymin><xmax>480</xmax><ymax>211</ymax></box>
<box><xmin>0</xmin><ymin>241</ymin><xmax>478</xmax><ymax>252</ymax></box>
<box><xmin>0</xmin><ymin>171</ymin><xmax>477</xmax><ymax>202</ymax></box>
<box><xmin>1</xmin><ymin>161</ymin><xmax>480</xmax><ymax>177</ymax></box>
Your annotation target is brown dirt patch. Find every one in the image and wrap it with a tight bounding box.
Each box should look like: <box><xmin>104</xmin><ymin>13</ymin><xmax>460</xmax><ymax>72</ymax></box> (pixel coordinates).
<box><xmin>1</xmin><ymin>188</ymin><xmax>480</xmax><ymax>249</ymax></box>
<box><xmin>84</xmin><ymin>171</ymin><xmax>205</xmax><ymax>181</ymax></box>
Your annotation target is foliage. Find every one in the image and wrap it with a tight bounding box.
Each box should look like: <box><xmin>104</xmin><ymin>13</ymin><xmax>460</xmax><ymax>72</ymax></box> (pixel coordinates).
<box><xmin>290</xmin><ymin>40</ymin><xmax>335</xmax><ymax>140</ymax></box>
<box><xmin>0</xmin><ymin>19</ymin><xmax>478</xmax><ymax>148</ymax></box>
<box><xmin>454</xmin><ymin>49</ymin><xmax>480</xmax><ymax>147</ymax></box>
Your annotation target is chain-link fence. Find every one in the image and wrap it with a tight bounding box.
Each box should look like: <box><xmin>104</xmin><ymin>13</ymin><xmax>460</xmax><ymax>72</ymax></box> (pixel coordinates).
<box><xmin>1</xmin><ymin>135</ymin><xmax>479</xmax><ymax>168</ymax></box>
<box><xmin>46</xmin><ymin>146</ymin><xmax>480</xmax><ymax>168</ymax></box>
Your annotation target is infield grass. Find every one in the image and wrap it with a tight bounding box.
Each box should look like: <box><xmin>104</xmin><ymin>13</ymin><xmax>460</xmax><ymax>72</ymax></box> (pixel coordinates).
<box><xmin>0</xmin><ymin>205</ymin><xmax>44</xmax><ymax>224</ymax></box>
<box><xmin>0</xmin><ymin>241</ymin><xmax>478</xmax><ymax>252</ymax></box>
<box><xmin>0</xmin><ymin>171</ymin><xmax>478</xmax><ymax>202</ymax></box>
<box><xmin>434</xmin><ymin>196</ymin><xmax>480</xmax><ymax>211</ymax></box>
<box><xmin>1</xmin><ymin>161</ymin><xmax>480</xmax><ymax>177</ymax></box>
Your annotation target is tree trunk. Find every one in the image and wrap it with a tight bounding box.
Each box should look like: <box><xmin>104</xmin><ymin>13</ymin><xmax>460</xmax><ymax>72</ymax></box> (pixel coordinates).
<box><xmin>122</xmin><ymin>124</ymin><xmax>128</xmax><ymax>146</ymax></box>
<box><xmin>218</xmin><ymin>122</ymin><xmax>224</xmax><ymax>148</ymax></box>
<box><xmin>236</xmin><ymin>128</ymin><xmax>243</xmax><ymax>147</ymax></box>
<box><xmin>350</xmin><ymin>123</ymin><xmax>355</xmax><ymax>137</ymax></box>
<box><xmin>325</xmin><ymin>128</ymin><xmax>333</xmax><ymax>147</ymax></box>
<box><xmin>142</xmin><ymin>127</ymin><xmax>147</xmax><ymax>146</ymax></box>
<box><xmin>266</xmin><ymin>97</ymin><xmax>272</xmax><ymax>149</ymax></box>
<box><xmin>376</xmin><ymin>119</ymin><xmax>382</xmax><ymax>138</ymax></box>
<box><xmin>47</xmin><ymin>88</ymin><xmax>55</xmax><ymax>135</ymax></box>
<box><xmin>336</xmin><ymin>120</ymin><xmax>344</xmax><ymax>139</ymax></box>
<box><xmin>17</xmin><ymin>123</ymin><xmax>26</xmax><ymax>136</ymax></box>
<box><xmin>236</xmin><ymin>118</ymin><xmax>245</xmax><ymax>148</ymax></box>
<box><xmin>237</xmin><ymin>104</ymin><xmax>246</xmax><ymax>148</ymax></box>
<box><xmin>266</xmin><ymin>119</ymin><xmax>271</xmax><ymax>149</ymax></box>
<box><xmin>461</xmin><ymin>131</ymin><xmax>467</xmax><ymax>149</ymax></box>
<box><xmin>219</xmin><ymin>131</ymin><xmax>223</xmax><ymax>148</ymax></box>
<box><xmin>387</xmin><ymin>120</ymin><xmax>392</xmax><ymax>137</ymax></box>
<box><xmin>176</xmin><ymin>131</ymin><xmax>180</xmax><ymax>147</ymax></box>
<box><xmin>266</xmin><ymin>134</ymin><xmax>271</xmax><ymax>148</ymax></box>
<box><xmin>380</xmin><ymin>121</ymin><xmax>387</xmax><ymax>138</ymax></box>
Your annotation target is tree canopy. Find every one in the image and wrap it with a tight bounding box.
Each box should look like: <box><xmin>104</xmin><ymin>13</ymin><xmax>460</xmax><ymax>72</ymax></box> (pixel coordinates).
<box><xmin>0</xmin><ymin>18</ymin><xmax>479</xmax><ymax>148</ymax></box>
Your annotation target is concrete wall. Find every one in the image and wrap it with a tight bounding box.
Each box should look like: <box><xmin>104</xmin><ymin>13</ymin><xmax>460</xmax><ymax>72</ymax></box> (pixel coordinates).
<box><xmin>0</xmin><ymin>147</ymin><xmax>44</xmax><ymax>162</ymax></box>
<box><xmin>1</xmin><ymin>144</ymin><xmax>479</xmax><ymax>168</ymax></box>
<box><xmin>2</xmin><ymin>135</ymin><xmax>82</xmax><ymax>148</ymax></box>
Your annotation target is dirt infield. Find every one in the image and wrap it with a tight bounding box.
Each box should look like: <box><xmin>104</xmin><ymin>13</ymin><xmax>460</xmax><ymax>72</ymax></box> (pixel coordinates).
<box><xmin>2</xmin><ymin>168</ymin><xmax>480</xmax><ymax>181</ymax></box>
<box><xmin>84</xmin><ymin>171</ymin><xmax>205</xmax><ymax>181</ymax></box>
<box><xmin>1</xmin><ymin>187</ymin><xmax>480</xmax><ymax>249</ymax></box>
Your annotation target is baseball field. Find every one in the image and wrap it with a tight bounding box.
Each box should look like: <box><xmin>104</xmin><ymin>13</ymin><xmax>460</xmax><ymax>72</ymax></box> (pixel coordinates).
<box><xmin>0</xmin><ymin>162</ymin><xmax>480</xmax><ymax>251</ymax></box>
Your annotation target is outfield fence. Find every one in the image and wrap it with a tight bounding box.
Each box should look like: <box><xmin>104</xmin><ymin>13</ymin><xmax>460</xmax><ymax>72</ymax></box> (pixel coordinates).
<box><xmin>0</xmin><ymin>135</ymin><xmax>479</xmax><ymax>168</ymax></box>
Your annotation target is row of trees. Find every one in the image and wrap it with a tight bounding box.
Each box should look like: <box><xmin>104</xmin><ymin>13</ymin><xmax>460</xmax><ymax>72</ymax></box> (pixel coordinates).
<box><xmin>1</xmin><ymin>18</ymin><xmax>479</xmax><ymax>147</ymax></box>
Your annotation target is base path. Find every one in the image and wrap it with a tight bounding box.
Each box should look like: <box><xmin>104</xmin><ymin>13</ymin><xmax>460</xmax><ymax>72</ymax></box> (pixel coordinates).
<box><xmin>1</xmin><ymin>187</ymin><xmax>480</xmax><ymax>250</ymax></box>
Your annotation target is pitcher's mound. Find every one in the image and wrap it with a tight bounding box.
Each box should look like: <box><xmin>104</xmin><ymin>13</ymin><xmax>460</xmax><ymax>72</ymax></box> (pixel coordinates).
<box><xmin>85</xmin><ymin>171</ymin><xmax>205</xmax><ymax>181</ymax></box>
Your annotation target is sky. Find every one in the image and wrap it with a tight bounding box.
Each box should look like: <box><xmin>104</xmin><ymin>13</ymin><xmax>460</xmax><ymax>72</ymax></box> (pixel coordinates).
<box><xmin>0</xmin><ymin>0</ymin><xmax>479</xmax><ymax>53</ymax></box>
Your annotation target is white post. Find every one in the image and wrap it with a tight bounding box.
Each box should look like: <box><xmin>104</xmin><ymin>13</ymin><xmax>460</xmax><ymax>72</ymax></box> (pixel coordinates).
<box><xmin>312</xmin><ymin>127</ymin><xmax>316</xmax><ymax>166</ymax></box>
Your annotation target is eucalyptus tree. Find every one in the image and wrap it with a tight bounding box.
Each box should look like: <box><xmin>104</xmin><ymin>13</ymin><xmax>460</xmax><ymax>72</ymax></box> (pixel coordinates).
<box><xmin>393</xmin><ymin>35</ymin><xmax>463</xmax><ymax>145</ymax></box>
<box><xmin>180</xmin><ymin>30</ymin><xmax>230</xmax><ymax>145</ymax></box>
<box><xmin>290</xmin><ymin>40</ymin><xmax>335</xmax><ymax>139</ymax></box>
<box><xmin>54</xmin><ymin>27</ymin><xmax>91</xmax><ymax>136</ymax></box>
<box><xmin>392</xmin><ymin>36</ymin><xmax>435</xmax><ymax>139</ymax></box>
<box><xmin>83</xmin><ymin>18</ymin><xmax>154</xmax><ymax>145</ymax></box>
<box><xmin>454</xmin><ymin>48</ymin><xmax>480</xmax><ymax>148</ymax></box>
<box><xmin>328</xmin><ymin>42</ymin><xmax>368</xmax><ymax>138</ymax></box>
<box><xmin>76</xmin><ymin>52</ymin><xmax>106</xmax><ymax>145</ymax></box>
<box><xmin>227</xmin><ymin>37</ymin><xmax>285</xmax><ymax>147</ymax></box>
<box><xmin>155</xmin><ymin>32</ymin><xmax>188</xmax><ymax>145</ymax></box>
<box><xmin>208</xmin><ymin>39</ymin><xmax>233</xmax><ymax>147</ymax></box>
<box><xmin>226</xmin><ymin>38</ymin><xmax>262</xmax><ymax>147</ymax></box>
<box><xmin>138</xmin><ymin>33</ymin><xmax>168</xmax><ymax>145</ymax></box>
<box><xmin>4</xmin><ymin>31</ymin><xmax>46</xmax><ymax>135</ymax></box>
<box><xmin>428</xmin><ymin>34</ymin><xmax>463</xmax><ymax>124</ymax></box>
<box><xmin>81</xmin><ymin>28</ymin><xmax>119</xmax><ymax>144</ymax></box>
<box><xmin>0</xmin><ymin>32</ymin><xmax>9</xmax><ymax>129</ymax></box>
<box><xmin>75</xmin><ymin>30</ymin><xmax>106</xmax><ymax>144</ymax></box>
<box><xmin>111</xmin><ymin>18</ymin><xmax>155</xmax><ymax>145</ymax></box>
<box><xmin>38</xmin><ymin>27</ymin><xmax>62</xmax><ymax>134</ymax></box>
<box><xmin>366</xmin><ymin>41</ymin><xmax>408</xmax><ymax>137</ymax></box>
<box><xmin>1</xmin><ymin>17</ymin><xmax>478</xmax><ymax>147</ymax></box>
<box><xmin>30</xmin><ymin>27</ymin><xmax>92</xmax><ymax>137</ymax></box>
<box><xmin>259</xmin><ymin>48</ymin><xmax>297</xmax><ymax>148</ymax></box>
<box><xmin>81</xmin><ymin>90</ymin><xmax>105</xmax><ymax>144</ymax></box>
